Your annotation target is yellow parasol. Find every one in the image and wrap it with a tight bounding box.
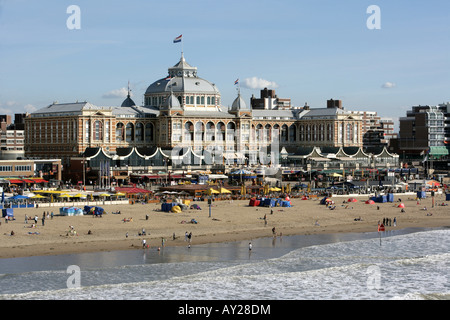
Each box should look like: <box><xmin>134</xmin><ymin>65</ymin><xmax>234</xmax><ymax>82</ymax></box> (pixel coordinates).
<box><xmin>207</xmin><ymin>188</ymin><xmax>220</xmax><ymax>196</ymax></box>
<box><xmin>58</xmin><ymin>193</ymin><xmax>72</xmax><ymax>198</ymax></box>
<box><xmin>219</xmin><ymin>187</ymin><xmax>231</xmax><ymax>194</ymax></box>
<box><xmin>31</xmin><ymin>194</ymin><xmax>47</xmax><ymax>199</ymax></box>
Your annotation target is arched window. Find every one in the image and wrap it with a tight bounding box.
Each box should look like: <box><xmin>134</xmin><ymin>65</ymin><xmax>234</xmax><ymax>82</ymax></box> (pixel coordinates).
<box><xmin>265</xmin><ymin>124</ymin><xmax>272</xmax><ymax>142</ymax></box>
<box><xmin>126</xmin><ymin>123</ymin><xmax>134</xmax><ymax>142</ymax></box>
<box><xmin>145</xmin><ymin>123</ymin><xmax>154</xmax><ymax>142</ymax></box>
<box><xmin>216</xmin><ymin>122</ymin><xmax>225</xmax><ymax>141</ymax></box>
<box><xmin>196</xmin><ymin>96</ymin><xmax>200</xmax><ymax>105</ymax></box>
<box><xmin>195</xmin><ymin>121</ymin><xmax>205</xmax><ymax>141</ymax></box>
<box><xmin>206</xmin><ymin>122</ymin><xmax>215</xmax><ymax>141</ymax></box>
<box><xmin>281</xmin><ymin>124</ymin><xmax>288</xmax><ymax>142</ymax></box>
<box><xmin>346</xmin><ymin>124</ymin><xmax>353</xmax><ymax>142</ymax></box>
<box><xmin>227</xmin><ymin>122</ymin><xmax>236</xmax><ymax>141</ymax></box>
<box><xmin>289</xmin><ymin>124</ymin><xmax>296</xmax><ymax>142</ymax></box>
<box><xmin>135</xmin><ymin>122</ymin><xmax>144</xmax><ymax>142</ymax></box>
<box><xmin>94</xmin><ymin>121</ymin><xmax>103</xmax><ymax>141</ymax></box>
<box><xmin>207</xmin><ymin>97</ymin><xmax>211</xmax><ymax>105</ymax></box>
<box><xmin>185</xmin><ymin>121</ymin><xmax>194</xmax><ymax>141</ymax></box>
<box><xmin>116</xmin><ymin>123</ymin><xmax>124</xmax><ymax>142</ymax></box>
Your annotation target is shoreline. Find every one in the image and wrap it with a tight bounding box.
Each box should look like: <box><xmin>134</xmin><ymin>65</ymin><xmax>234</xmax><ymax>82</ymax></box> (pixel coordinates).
<box><xmin>1</xmin><ymin>195</ymin><xmax>449</xmax><ymax>259</ymax></box>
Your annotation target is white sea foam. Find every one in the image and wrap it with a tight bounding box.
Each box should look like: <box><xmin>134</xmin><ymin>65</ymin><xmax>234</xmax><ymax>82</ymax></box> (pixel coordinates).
<box><xmin>1</xmin><ymin>229</ymin><xmax>449</xmax><ymax>300</ymax></box>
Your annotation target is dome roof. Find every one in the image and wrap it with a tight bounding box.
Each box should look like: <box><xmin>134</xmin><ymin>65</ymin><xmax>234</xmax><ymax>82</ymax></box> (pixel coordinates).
<box><xmin>161</xmin><ymin>93</ymin><xmax>182</xmax><ymax>110</ymax></box>
<box><xmin>121</xmin><ymin>94</ymin><xmax>136</xmax><ymax>108</ymax></box>
<box><xmin>231</xmin><ymin>93</ymin><xmax>249</xmax><ymax>111</ymax></box>
<box><xmin>144</xmin><ymin>54</ymin><xmax>220</xmax><ymax>96</ymax></box>
<box><xmin>145</xmin><ymin>77</ymin><xmax>219</xmax><ymax>95</ymax></box>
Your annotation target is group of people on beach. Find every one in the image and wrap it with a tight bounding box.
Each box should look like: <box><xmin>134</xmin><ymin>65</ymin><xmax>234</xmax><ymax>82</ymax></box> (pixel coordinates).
<box><xmin>379</xmin><ymin>217</ymin><xmax>397</xmax><ymax>227</ymax></box>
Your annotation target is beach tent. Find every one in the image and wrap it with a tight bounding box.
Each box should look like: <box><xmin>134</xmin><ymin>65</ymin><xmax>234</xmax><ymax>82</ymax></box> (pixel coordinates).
<box><xmin>161</xmin><ymin>202</ymin><xmax>177</xmax><ymax>212</ymax></box>
<box><xmin>320</xmin><ymin>197</ymin><xmax>332</xmax><ymax>205</ymax></box>
<box><xmin>171</xmin><ymin>205</ymin><xmax>181</xmax><ymax>213</ymax></box>
<box><xmin>60</xmin><ymin>207</ymin><xmax>83</xmax><ymax>216</ymax></box>
<box><xmin>446</xmin><ymin>194</ymin><xmax>450</xmax><ymax>201</ymax></box>
<box><xmin>365</xmin><ymin>200</ymin><xmax>375</xmax><ymax>204</ymax></box>
<box><xmin>281</xmin><ymin>200</ymin><xmax>292</xmax><ymax>207</ymax></box>
<box><xmin>398</xmin><ymin>203</ymin><xmax>405</xmax><ymax>208</ymax></box>
<box><xmin>191</xmin><ymin>204</ymin><xmax>202</xmax><ymax>210</ymax></box>
<box><xmin>2</xmin><ymin>208</ymin><xmax>14</xmax><ymax>218</ymax></box>
<box><xmin>348</xmin><ymin>198</ymin><xmax>358</xmax><ymax>202</ymax></box>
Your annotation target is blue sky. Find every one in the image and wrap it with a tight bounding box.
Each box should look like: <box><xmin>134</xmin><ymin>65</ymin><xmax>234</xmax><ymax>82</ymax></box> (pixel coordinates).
<box><xmin>0</xmin><ymin>0</ymin><xmax>449</xmax><ymax>126</ymax></box>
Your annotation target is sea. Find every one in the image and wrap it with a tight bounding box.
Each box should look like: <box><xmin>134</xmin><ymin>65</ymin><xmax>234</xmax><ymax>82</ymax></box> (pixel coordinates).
<box><xmin>0</xmin><ymin>227</ymin><xmax>449</xmax><ymax>301</ymax></box>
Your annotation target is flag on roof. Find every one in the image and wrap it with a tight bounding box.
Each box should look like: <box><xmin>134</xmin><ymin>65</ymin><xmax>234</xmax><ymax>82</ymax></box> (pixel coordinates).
<box><xmin>234</xmin><ymin>78</ymin><xmax>239</xmax><ymax>85</ymax></box>
<box><xmin>173</xmin><ymin>34</ymin><xmax>182</xmax><ymax>43</ymax></box>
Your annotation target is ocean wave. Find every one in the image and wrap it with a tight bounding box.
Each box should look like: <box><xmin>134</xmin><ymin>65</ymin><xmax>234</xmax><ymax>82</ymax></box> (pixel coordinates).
<box><xmin>1</xmin><ymin>229</ymin><xmax>449</xmax><ymax>300</ymax></box>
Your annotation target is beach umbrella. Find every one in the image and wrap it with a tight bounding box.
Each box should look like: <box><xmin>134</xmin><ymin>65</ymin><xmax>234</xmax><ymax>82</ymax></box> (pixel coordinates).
<box><xmin>269</xmin><ymin>187</ymin><xmax>281</xmax><ymax>192</ymax></box>
<box><xmin>73</xmin><ymin>193</ymin><xmax>87</xmax><ymax>198</ymax></box>
<box><xmin>207</xmin><ymin>188</ymin><xmax>219</xmax><ymax>196</ymax></box>
<box><xmin>7</xmin><ymin>194</ymin><xmax>29</xmax><ymax>200</ymax></box>
<box><xmin>398</xmin><ymin>203</ymin><xmax>405</xmax><ymax>208</ymax></box>
<box><xmin>219</xmin><ymin>187</ymin><xmax>231</xmax><ymax>194</ymax></box>
<box><xmin>330</xmin><ymin>173</ymin><xmax>342</xmax><ymax>178</ymax></box>
<box><xmin>58</xmin><ymin>193</ymin><xmax>72</xmax><ymax>198</ymax></box>
<box><xmin>31</xmin><ymin>194</ymin><xmax>48</xmax><ymax>199</ymax></box>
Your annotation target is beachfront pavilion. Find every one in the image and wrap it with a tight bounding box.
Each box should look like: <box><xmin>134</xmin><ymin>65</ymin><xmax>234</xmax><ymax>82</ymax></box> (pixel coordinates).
<box><xmin>25</xmin><ymin>51</ymin><xmax>394</xmax><ymax>185</ymax></box>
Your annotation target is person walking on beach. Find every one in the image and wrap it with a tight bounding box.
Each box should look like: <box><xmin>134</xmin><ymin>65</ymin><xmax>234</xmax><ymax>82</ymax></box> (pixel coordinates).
<box><xmin>142</xmin><ymin>239</ymin><xmax>147</xmax><ymax>248</ymax></box>
<box><xmin>25</xmin><ymin>214</ymin><xmax>28</xmax><ymax>224</ymax></box>
<box><xmin>249</xmin><ymin>242</ymin><xmax>252</xmax><ymax>251</ymax></box>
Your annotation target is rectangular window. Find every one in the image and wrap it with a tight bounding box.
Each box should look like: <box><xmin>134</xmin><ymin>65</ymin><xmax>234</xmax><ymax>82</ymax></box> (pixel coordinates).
<box><xmin>15</xmin><ymin>165</ymin><xmax>31</xmax><ymax>172</ymax></box>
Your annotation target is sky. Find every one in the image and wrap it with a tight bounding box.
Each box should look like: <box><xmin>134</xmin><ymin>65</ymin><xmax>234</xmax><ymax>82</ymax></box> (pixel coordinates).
<box><xmin>0</xmin><ymin>0</ymin><xmax>449</xmax><ymax>128</ymax></box>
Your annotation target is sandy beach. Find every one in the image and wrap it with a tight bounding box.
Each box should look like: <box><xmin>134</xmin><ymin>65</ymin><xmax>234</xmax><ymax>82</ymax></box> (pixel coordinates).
<box><xmin>1</xmin><ymin>193</ymin><xmax>449</xmax><ymax>259</ymax></box>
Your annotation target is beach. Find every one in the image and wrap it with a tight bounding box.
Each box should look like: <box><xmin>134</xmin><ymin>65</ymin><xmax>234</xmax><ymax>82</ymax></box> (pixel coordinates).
<box><xmin>1</xmin><ymin>193</ymin><xmax>449</xmax><ymax>259</ymax></box>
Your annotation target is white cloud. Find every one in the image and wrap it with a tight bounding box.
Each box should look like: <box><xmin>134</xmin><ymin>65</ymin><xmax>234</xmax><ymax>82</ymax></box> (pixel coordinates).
<box><xmin>382</xmin><ymin>82</ymin><xmax>396</xmax><ymax>89</ymax></box>
<box><xmin>24</xmin><ymin>104</ymin><xmax>37</xmax><ymax>113</ymax></box>
<box><xmin>242</xmin><ymin>77</ymin><xmax>279</xmax><ymax>90</ymax></box>
<box><xmin>102</xmin><ymin>87</ymin><xmax>131</xmax><ymax>99</ymax></box>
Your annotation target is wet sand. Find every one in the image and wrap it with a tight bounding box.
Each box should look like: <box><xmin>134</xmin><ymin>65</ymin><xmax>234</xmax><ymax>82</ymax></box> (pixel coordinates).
<box><xmin>1</xmin><ymin>193</ymin><xmax>449</xmax><ymax>259</ymax></box>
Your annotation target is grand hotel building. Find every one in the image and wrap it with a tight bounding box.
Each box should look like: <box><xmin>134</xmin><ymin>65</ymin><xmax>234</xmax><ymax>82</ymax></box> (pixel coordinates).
<box><xmin>24</xmin><ymin>54</ymin><xmax>397</xmax><ymax>180</ymax></box>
